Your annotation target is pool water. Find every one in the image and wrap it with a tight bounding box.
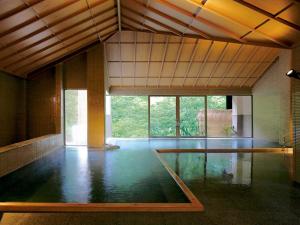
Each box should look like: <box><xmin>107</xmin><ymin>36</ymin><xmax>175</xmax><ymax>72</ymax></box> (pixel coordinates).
<box><xmin>0</xmin><ymin>139</ymin><xmax>293</xmax><ymax>206</ymax></box>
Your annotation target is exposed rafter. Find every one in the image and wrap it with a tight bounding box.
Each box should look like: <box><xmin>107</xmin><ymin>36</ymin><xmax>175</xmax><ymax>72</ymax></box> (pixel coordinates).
<box><xmin>234</xmin><ymin>0</ymin><xmax>300</xmax><ymax>32</ymax></box>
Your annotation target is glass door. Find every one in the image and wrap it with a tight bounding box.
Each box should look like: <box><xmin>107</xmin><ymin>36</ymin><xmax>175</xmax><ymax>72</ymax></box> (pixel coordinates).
<box><xmin>149</xmin><ymin>96</ymin><xmax>177</xmax><ymax>137</ymax></box>
<box><xmin>179</xmin><ymin>96</ymin><xmax>206</xmax><ymax>137</ymax></box>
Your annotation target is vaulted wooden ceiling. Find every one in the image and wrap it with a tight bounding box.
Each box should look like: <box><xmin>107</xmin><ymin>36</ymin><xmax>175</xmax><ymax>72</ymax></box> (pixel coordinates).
<box><xmin>0</xmin><ymin>0</ymin><xmax>299</xmax><ymax>83</ymax></box>
<box><xmin>105</xmin><ymin>31</ymin><xmax>279</xmax><ymax>88</ymax></box>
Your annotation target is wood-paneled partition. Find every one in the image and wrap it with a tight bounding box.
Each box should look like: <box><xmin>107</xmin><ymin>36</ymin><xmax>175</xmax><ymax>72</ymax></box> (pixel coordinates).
<box><xmin>87</xmin><ymin>45</ymin><xmax>105</xmax><ymax>148</ymax></box>
<box><xmin>292</xmin><ymin>46</ymin><xmax>300</xmax><ymax>184</ymax></box>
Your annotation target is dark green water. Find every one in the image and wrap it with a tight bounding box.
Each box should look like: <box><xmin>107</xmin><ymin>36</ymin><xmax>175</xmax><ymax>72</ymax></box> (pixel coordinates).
<box><xmin>0</xmin><ymin>138</ymin><xmax>289</xmax><ymax>205</ymax></box>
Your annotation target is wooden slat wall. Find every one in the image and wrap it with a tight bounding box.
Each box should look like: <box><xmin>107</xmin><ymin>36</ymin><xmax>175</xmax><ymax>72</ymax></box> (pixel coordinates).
<box><xmin>63</xmin><ymin>53</ymin><xmax>87</xmax><ymax>89</ymax></box>
<box><xmin>292</xmin><ymin>46</ymin><xmax>300</xmax><ymax>183</ymax></box>
<box><xmin>26</xmin><ymin>68</ymin><xmax>56</xmax><ymax>139</ymax></box>
<box><xmin>87</xmin><ymin>44</ymin><xmax>105</xmax><ymax>148</ymax></box>
<box><xmin>0</xmin><ymin>70</ymin><xmax>26</xmax><ymax>147</ymax></box>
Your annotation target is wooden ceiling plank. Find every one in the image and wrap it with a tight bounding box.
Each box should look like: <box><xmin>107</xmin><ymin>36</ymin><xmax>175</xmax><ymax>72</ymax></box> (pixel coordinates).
<box><xmin>0</xmin><ymin>0</ymin><xmax>111</xmax><ymax>51</ymax></box>
<box><xmin>182</xmin><ymin>39</ymin><xmax>200</xmax><ymax>86</ymax></box>
<box><xmin>146</xmin><ymin>33</ymin><xmax>154</xmax><ymax>87</ymax></box>
<box><xmin>12</xmin><ymin>23</ymin><xmax>115</xmax><ymax>73</ymax></box>
<box><xmin>169</xmin><ymin>37</ymin><xmax>184</xmax><ymax>87</ymax></box>
<box><xmin>228</xmin><ymin>46</ymin><xmax>260</xmax><ymax>87</ymax></box>
<box><xmin>131</xmin><ymin>0</ymin><xmax>210</xmax><ymax>39</ymax></box>
<box><xmin>122</xmin><ymin>5</ymin><xmax>182</xmax><ymax>36</ymax></box>
<box><xmin>85</xmin><ymin>0</ymin><xmax>104</xmax><ymax>42</ymax></box>
<box><xmin>21</xmin><ymin>27</ymin><xmax>116</xmax><ymax>75</ymax></box>
<box><xmin>156</xmin><ymin>0</ymin><xmax>246</xmax><ymax>43</ymax></box>
<box><xmin>102</xmin><ymin>30</ymin><xmax>118</xmax><ymax>41</ymax></box>
<box><xmin>0</xmin><ymin>0</ymin><xmax>44</xmax><ymax>20</ymax></box>
<box><xmin>234</xmin><ymin>0</ymin><xmax>300</xmax><ymax>32</ymax></box>
<box><xmin>157</xmin><ymin>35</ymin><xmax>170</xmax><ymax>87</ymax></box>
<box><xmin>193</xmin><ymin>40</ymin><xmax>214</xmax><ymax>87</ymax></box>
<box><xmin>241</xmin><ymin>48</ymin><xmax>276</xmax><ymax>87</ymax></box>
<box><xmin>187</xmin><ymin>0</ymin><xmax>290</xmax><ymax>48</ymax></box>
<box><xmin>217</xmin><ymin>44</ymin><xmax>244</xmax><ymax>87</ymax></box>
<box><xmin>4</xmin><ymin>15</ymin><xmax>116</xmax><ymax>69</ymax></box>
<box><xmin>120</xmin><ymin>28</ymin><xmax>283</xmax><ymax>48</ymax></box>
<box><xmin>122</xmin><ymin>15</ymin><xmax>158</xmax><ymax>33</ymax></box>
<box><xmin>205</xmin><ymin>42</ymin><xmax>229</xmax><ymax>87</ymax></box>
<box><xmin>0</xmin><ymin>0</ymin><xmax>79</xmax><ymax>38</ymax></box>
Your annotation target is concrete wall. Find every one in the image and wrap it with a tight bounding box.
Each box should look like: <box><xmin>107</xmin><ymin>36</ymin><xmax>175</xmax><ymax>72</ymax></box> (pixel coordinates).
<box><xmin>0</xmin><ymin>71</ymin><xmax>26</xmax><ymax>147</ymax></box>
<box><xmin>252</xmin><ymin>50</ymin><xmax>291</xmax><ymax>144</ymax></box>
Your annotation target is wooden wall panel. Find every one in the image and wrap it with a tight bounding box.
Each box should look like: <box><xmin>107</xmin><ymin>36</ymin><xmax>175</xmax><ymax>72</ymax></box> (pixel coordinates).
<box><xmin>63</xmin><ymin>53</ymin><xmax>87</xmax><ymax>89</ymax></box>
<box><xmin>87</xmin><ymin>44</ymin><xmax>105</xmax><ymax>148</ymax></box>
<box><xmin>0</xmin><ymin>71</ymin><xmax>26</xmax><ymax>147</ymax></box>
<box><xmin>292</xmin><ymin>46</ymin><xmax>300</xmax><ymax>184</ymax></box>
<box><xmin>27</xmin><ymin>68</ymin><xmax>56</xmax><ymax>139</ymax></box>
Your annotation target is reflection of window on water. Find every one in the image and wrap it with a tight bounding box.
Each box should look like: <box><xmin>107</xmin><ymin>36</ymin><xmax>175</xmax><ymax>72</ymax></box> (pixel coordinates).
<box><xmin>65</xmin><ymin>90</ymin><xmax>87</xmax><ymax>145</ymax></box>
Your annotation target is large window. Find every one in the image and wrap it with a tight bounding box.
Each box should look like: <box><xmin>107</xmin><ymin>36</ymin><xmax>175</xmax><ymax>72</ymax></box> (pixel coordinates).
<box><xmin>108</xmin><ymin>95</ymin><xmax>252</xmax><ymax>138</ymax></box>
<box><xmin>65</xmin><ymin>90</ymin><xmax>87</xmax><ymax>145</ymax></box>
<box><xmin>110</xmin><ymin>96</ymin><xmax>148</xmax><ymax>138</ymax></box>
<box><xmin>180</xmin><ymin>97</ymin><xmax>205</xmax><ymax>136</ymax></box>
<box><xmin>150</xmin><ymin>96</ymin><xmax>177</xmax><ymax>137</ymax></box>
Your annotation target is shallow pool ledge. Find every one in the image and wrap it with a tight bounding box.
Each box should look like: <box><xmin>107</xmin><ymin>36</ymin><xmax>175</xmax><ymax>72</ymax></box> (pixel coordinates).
<box><xmin>0</xmin><ymin>134</ymin><xmax>63</xmax><ymax>178</ymax></box>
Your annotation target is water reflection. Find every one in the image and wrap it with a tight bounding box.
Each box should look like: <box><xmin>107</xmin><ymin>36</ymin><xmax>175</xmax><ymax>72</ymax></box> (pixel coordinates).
<box><xmin>164</xmin><ymin>152</ymin><xmax>252</xmax><ymax>186</ymax></box>
<box><xmin>62</xmin><ymin>146</ymin><xmax>92</xmax><ymax>202</ymax></box>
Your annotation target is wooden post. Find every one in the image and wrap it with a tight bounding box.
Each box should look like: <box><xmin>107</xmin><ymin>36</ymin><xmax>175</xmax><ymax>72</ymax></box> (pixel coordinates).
<box><xmin>55</xmin><ymin>63</ymin><xmax>63</xmax><ymax>135</ymax></box>
<box><xmin>87</xmin><ymin>44</ymin><xmax>105</xmax><ymax>148</ymax></box>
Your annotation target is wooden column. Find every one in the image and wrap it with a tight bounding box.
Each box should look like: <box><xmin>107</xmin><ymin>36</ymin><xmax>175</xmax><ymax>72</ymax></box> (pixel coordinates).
<box><xmin>87</xmin><ymin>44</ymin><xmax>105</xmax><ymax>148</ymax></box>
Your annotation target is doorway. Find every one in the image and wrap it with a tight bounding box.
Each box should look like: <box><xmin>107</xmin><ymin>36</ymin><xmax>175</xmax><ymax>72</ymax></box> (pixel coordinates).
<box><xmin>65</xmin><ymin>90</ymin><xmax>87</xmax><ymax>145</ymax></box>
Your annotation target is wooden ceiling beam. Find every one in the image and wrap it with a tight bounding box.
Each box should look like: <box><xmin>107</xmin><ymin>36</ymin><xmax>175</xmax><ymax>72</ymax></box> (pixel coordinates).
<box><xmin>156</xmin><ymin>0</ymin><xmax>246</xmax><ymax>43</ymax></box>
<box><xmin>23</xmin><ymin>27</ymin><xmax>117</xmax><ymax>75</ymax></box>
<box><xmin>4</xmin><ymin>15</ymin><xmax>116</xmax><ymax>70</ymax></box>
<box><xmin>186</xmin><ymin>0</ymin><xmax>290</xmax><ymax>48</ymax></box>
<box><xmin>120</xmin><ymin>28</ymin><xmax>283</xmax><ymax>48</ymax></box>
<box><xmin>13</xmin><ymin>23</ymin><xmax>116</xmax><ymax>74</ymax></box>
<box><xmin>182</xmin><ymin>39</ymin><xmax>200</xmax><ymax>86</ymax></box>
<box><xmin>26</xmin><ymin>39</ymin><xmax>99</xmax><ymax>78</ymax></box>
<box><xmin>102</xmin><ymin>30</ymin><xmax>118</xmax><ymax>42</ymax></box>
<box><xmin>122</xmin><ymin>15</ymin><xmax>158</xmax><ymax>33</ymax></box>
<box><xmin>117</xmin><ymin>0</ymin><xmax>122</xmax><ymax>31</ymax></box>
<box><xmin>122</xmin><ymin>5</ymin><xmax>182</xmax><ymax>36</ymax></box>
<box><xmin>169</xmin><ymin>37</ymin><xmax>184</xmax><ymax>87</ymax></box>
<box><xmin>118</xmin><ymin>31</ymin><xmax>123</xmax><ymax>86</ymax></box>
<box><xmin>234</xmin><ymin>0</ymin><xmax>300</xmax><ymax>32</ymax></box>
<box><xmin>205</xmin><ymin>42</ymin><xmax>229</xmax><ymax>87</ymax></box>
<box><xmin>0</xmin><ymin>0</ymin><xmax>79</xmax><ymax>38</ymax></box>
<box><xmin>193</xmin><ymin>40</ymin><xmax>214</xmax><ymax>87</ymax></box>
<box><xmin>133</xmin><ymin>31</ymin><xmax>137</xmax><ymax>87</ymax></box>
<box><xmin>131</xmin><ymin>0</ymin><xmax>210</xmax><ymax>39</ymax></box>
<box><xmin>0</xmin><ymin>0</ymin><xmax>44</xmax><ymax>20</ymax></box>
<box><xmin>0</xmin><ymin>0</ymin><xmax>110</xmax><ymax>50</ymax></box>
<box><xmin>157</xmin><ymin>35</ymin><xmax>170</xmax><ymax>87</ymax></box>
<box><xmin>85</xmin><ymin>0</ymin><xmax>103</xmax><ymax>42</ymax></box>
<box><xmin>1</xmin><ymin>7</ymin><xmax>116</xmax><ymax>65</ymax></box>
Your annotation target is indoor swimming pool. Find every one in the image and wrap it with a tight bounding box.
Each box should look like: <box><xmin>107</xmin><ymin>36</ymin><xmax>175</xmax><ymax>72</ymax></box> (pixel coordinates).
<box><xmin>0</xmin><ymin>138</ymin><xmax>297</xmax><ymax>215</ymax></box>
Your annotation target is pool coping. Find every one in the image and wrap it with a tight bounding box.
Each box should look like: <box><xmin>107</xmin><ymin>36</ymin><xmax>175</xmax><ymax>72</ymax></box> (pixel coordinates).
<box><xmin>0</xmin><ymin>150</ymin><xmax>204</xmax><ymax>213</ymax></box>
